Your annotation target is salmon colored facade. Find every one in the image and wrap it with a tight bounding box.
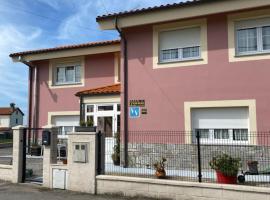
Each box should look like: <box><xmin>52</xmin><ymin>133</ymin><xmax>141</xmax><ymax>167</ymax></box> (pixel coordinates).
<box><xmin>118</xmin><ymin>8</ymin><xmax>270</xmax><ymax>132</ymax></box>
<box><xmin>32</xmin><ymin>52</ymin><xmax>118</xmax><ymax>128</ymax></box>
<box><xmin>10</xmin><ymin>0</ymin><xmax>270</xmax><ymax>140</ymax></box>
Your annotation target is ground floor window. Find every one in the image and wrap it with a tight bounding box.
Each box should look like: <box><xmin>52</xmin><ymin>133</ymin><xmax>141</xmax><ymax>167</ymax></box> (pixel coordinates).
<box><xmin>196</xmin><ymin>128</ymin><xmax>248</xmax><ymax>143</ymax></box>
<box><xmin>60</xmin><ymin>126</ymin><xmax>75</xmax><ymax>136</ymax></box>
<box><xmin>191</xmin><ymin>107</ymin><xmax>249</xmax><ymax>144</ymax></box>
<box><xmin>51</xmin><ymin>115</ymin><xmax>80</xmax><ymax>138</ymax></box>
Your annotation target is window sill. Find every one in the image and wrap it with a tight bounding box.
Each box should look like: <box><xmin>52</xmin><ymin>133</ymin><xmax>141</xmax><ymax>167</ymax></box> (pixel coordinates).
<box><xmin>199</xmin><ymin>141</ymin><xmax>250</xmax><ymax>146</ymax></box>
<box><xmin>158</xmin><ymin>58</ymin><xmax>203</xmax><ymax>65</ymax></box>
<box><xmin>235</xmin><ymin>51</ymin><xmax>270</xmax><ymax>58</ymax></box>
<box><xmin>50</xmin><ymin>82</ymin><xmax>83</xmax><ymax>89</ymax></box>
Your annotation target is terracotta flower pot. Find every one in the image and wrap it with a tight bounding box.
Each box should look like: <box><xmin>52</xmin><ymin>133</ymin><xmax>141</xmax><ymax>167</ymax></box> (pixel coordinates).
<box><xmin>155</xmin><ymin>170</ymin><xmax>166</xmax><ymax>179</ymax></box>
<box><xmin>216</xmin><ymin>171</ymin><xmax>237</xmax><ymax>184</ymax></box>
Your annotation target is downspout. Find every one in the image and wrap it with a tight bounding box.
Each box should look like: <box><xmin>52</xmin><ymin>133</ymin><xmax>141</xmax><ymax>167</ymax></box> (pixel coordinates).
<box><xmin>115</xmin><ymin>16</ymin><xmax>129</xmax><ymax>168</ymax></box>
<box><xmin>19</xmin><ymin>58</ymin><xmax>35</xmax><ymax>151</ymax></box>
<box><xmin>32</xmin><ymin>65</ymin><xmax>39</xmax><ymax>144</ymax></box>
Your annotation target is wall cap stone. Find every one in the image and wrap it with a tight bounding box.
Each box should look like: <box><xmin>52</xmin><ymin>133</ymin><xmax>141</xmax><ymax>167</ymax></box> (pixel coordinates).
<box><xmin>12</xmin><ymin>125</ymin><xmax>26</xmax><ymax>130</ymax></box>
<box><xmin>68</xmin><ymin>132</ymin><xmax>97</xmax><ymax>136</ymax></box>
<box><xmin>96</xmin><ymin>175</ymin><xmax>270</xmax><ymax>194</ymax></box>
<box><xmin>0</xmin><ymin>164</ymin><xmax>13</xmax><ymax>169</ymax></box>
<box><xmin>42</xmin><ymin>124</ymin><xmax>59</xmax><ymax>129</ymax></box>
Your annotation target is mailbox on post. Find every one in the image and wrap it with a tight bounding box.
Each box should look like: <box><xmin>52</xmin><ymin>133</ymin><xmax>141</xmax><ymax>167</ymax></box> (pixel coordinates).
<box><xmin>42</xmin><ymin>130</ymin><xmax>51</xmax><ymax>146</ymax></box>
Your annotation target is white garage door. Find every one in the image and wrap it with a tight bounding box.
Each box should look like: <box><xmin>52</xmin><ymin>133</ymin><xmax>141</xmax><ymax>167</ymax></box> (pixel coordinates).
<box><xmin>52</xmin><ymin>116</ymin><xmax>80</xmax><ymax>137</ymax></box>
<box><xmin>191</xmin><ymin>107</ymin><xmax>249</xmax><ymax>143</ymax></box>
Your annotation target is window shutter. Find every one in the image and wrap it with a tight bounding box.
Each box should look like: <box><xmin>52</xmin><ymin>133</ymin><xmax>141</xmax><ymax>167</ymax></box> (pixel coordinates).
<box><xmin>159</xmin><ymin>27</ymin><xmax>200</xmax><ymax>50</ymax></box>
<box><xmin>235</xmin><ymin>17</ymin><xmax>270</xmax><ymax>30</ymax></box>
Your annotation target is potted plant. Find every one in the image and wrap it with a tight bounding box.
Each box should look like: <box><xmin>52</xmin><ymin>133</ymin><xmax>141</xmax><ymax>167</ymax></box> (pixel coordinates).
<box><xmin>153</xmin><ymin>157</ymin><xmax>167</xmax><ymax>179</ymax></box>
<box><xmin>210</xmin><ymin>153</ymin><xmax>241</xmax><ymax>184</ymax></box>
<box><xmin>75</xmin><ymin>119</ymin><xmax>96</xmax><ymax>132</ymax></box>
<box><xmin>111</xmin><ymin>132</ymin><xmax>120</xmax><ymax>166</ymax></box>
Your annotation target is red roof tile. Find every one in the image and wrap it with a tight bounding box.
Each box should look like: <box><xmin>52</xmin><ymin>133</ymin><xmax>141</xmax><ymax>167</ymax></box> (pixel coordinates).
<box><xmin>96</xmin><ymin>0</ymin><xmax>215</xmax><ymax>21</ymax></box>
<box><xmin>9</xmin><ymin>39</ymin><xmax>120</xmax><ymax>57</ymax></box>
<box><xmin>0</xmin><ymin>107</ymin><xmax>24</xmax><ymax>116</ymax></box>
<box><xmin>0</xmin><ymin>108</ymin><xmax>14</xmax><ymax>115</ymax></box>
<box><xmin>0</xmin><ymin>127</ymin><xmax>11</xmax><ymax>132</ymax></box>
<box><xmin>76</xmin><ymin>84</ymin><xmax>121</xmax><ymax>96</ymax></box>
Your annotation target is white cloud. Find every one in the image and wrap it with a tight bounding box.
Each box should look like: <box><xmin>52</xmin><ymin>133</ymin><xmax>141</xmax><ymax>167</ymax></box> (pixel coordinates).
<box><xmin>56</xmin><ymin>0</ymin><xmax>183</xmax><ymax>42</ymax></box>
<box><xmin>35</xmin><ymin>0</ymin><xmax>62</xmax><ymax>10</ymax></box>
<box><xmin>0</xmin><ymin>24</ymin><xmax>43</xmax><ymax>122</ymax></box>
<box><xmin>0</xmin><ymin>0</ymin><xmax>185</xmax><ymax>124</ymax></box>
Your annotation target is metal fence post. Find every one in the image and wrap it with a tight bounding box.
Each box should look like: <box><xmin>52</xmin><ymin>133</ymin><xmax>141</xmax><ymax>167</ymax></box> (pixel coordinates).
<box><xmin>196</xmin><ymin>130</ymin><xmax>202</xmax><ymax>183</ymax></box>
<box><xmin>96</xmin><ymin>131</ymin><xmax>105</xmax><ymax>175</ymax></box>
<box><xmin>22</xmin><ymin>128</ymin><xmax>27</xmax><ymax>183</ymax></box>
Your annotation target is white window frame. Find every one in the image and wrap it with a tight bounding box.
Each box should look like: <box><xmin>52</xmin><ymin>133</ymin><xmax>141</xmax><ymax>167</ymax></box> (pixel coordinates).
<box><xmin>160</xmin><ymin>46</ymin><xmax>201</xmax><ymax>63</ymax></box>
<box><xmin>54</xmin><ymin>64</ymin><xmax>81</xmax><ymax>86</ymax></box>
<box><xmin>85</xmin><ymin>103</ymin><xmax>121</xmax><ymax>136</ymax></box>
<box><xmin>59</xmin><ymin>126</ymin><xmax>75</xmax><ymax>138</ymax></box>
<box><xmin>196</xmin><ymin>128</ymin><xmax>249</xmax><ymax>145</ymax></box>
<box><xmin>236</xmin><ymin>25</ymin><xmax>270</xmax><ymax>56</ymax></box>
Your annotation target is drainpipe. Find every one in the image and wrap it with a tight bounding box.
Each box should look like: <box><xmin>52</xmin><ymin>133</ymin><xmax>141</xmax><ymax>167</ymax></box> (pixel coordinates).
<box><xmin>32</xmin><ymin>65</ymin><xmax>39</xmax><ymax>144</ymax></box>
<box><xmin>115</xmin><ymin>16</ymin><xmax>129</xmax><ymax>168</ymax></box>
<box><xmin>19</xmin><ymin>57</ymin><xmax>35</xmax><ymax>151</ymax></box>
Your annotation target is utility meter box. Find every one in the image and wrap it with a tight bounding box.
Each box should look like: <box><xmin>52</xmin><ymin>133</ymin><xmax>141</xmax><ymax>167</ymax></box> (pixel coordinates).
<box><xmin>42</xmin><ymin>130</ymin><xmax>51</xmax><ymax>146</ymax></box>
<box><xmin>73</xmin><ymin>143</ymin><xmax>88</xmax><ymax>163</ymax></box>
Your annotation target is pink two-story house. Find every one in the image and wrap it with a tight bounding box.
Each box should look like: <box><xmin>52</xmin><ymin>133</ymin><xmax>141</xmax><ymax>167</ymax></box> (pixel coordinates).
<box><xmin>9</xmin><ymin>0</ymin><xmax>270</xmax><ymax>148</ymax></box>
<box><xmin>8</xmin><ymin>0</ymin><xmax>270</xmax><ymax>170</ymax></box>
<box><xmin>96</xmin><ymin>0</ymin><xmax>270</xmax><ymax>147</ymax></box>
<box><xmin>10</xmin><ymin>40</ymin><xmax>121</xmax><ymax>140</ymax></box>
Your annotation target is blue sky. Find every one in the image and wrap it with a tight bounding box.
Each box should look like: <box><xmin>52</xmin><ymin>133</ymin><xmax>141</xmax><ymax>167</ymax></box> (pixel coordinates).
<box><xmin>0</xmin><ymin>0</ymin><xmax>182</xmax><ymax>124</ymax></box>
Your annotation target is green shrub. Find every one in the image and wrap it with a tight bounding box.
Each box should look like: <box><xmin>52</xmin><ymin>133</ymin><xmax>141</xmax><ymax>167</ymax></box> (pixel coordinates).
<box><xmin>209</xmin><ymin>153</ymin><xmax>241</xmax><ymax>176</ymax></box>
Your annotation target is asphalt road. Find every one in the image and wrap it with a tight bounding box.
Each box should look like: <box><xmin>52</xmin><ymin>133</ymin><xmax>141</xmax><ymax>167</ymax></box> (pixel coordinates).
<box><xmin>0</xmin><ymin>181</ymin><xmax>160</xmax><ymax>200</ymax></box>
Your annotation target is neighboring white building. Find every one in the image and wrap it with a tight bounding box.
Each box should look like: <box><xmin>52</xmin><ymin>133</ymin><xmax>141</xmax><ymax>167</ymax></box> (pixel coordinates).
<box><xmin>0</xmin><ymin>103</ymin><xmax>24</xmax><ymax>134</ymax></box>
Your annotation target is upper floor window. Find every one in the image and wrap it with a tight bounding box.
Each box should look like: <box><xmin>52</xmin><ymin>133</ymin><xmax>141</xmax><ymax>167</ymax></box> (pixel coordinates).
<box><xmin>235</xmin><ymin>17</ymin><xmax>270</xmax><ymax>56</ymax></box>
<box><xmin>159</xmin><ymin>27</ymin><xmax>201</xmax><ymax>63</ymax></box>
<box><xmin>54</xmin><ymin>65</ymin><xmax>81</xmax><ymax>85</ymax></box>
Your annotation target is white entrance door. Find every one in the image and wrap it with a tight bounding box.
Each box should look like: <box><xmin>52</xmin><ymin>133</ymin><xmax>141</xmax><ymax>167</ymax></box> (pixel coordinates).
<box><xmin>85</xmin><ymin>103</ymin><xmax>120</xmax><ymax>163</ymax></box>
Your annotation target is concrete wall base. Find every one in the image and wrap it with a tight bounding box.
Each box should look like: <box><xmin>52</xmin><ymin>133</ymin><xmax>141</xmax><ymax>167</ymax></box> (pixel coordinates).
<box><xmin>96</xmin><ymin>175</ymin><xmax>270</xmax><ymax>200</ymax></box>
<box><xmin>0</xmin><ymin>164</ymin><xmax>13</xmax><ymax>182</ymax></box>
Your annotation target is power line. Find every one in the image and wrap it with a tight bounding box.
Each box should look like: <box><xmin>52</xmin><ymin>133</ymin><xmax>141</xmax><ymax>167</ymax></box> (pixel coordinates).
<box><xmin>1</xmin><ymin>2</ymin><xmax>116</xmax><ymax>36</ymax></box>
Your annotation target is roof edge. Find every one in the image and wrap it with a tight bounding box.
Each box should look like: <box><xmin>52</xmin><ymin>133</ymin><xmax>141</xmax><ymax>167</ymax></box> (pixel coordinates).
<box><xmin>9</xmin><ymin>39</ymin><xmax>120</xmax><ymax>58</ymax></box>
<box><xmin>96</xmin><ymin>0</ymin><xmax>270</xmax><ymax>30</ymax></box>
<box><xmin>96</xmin><ymin>0</ymin><xmax>211</xmax><ymax>21</ymax></box>
<box><xmin>75</xmin><ymin>83</ymin><xmax>121</xmax><ymax>97</ymax></box>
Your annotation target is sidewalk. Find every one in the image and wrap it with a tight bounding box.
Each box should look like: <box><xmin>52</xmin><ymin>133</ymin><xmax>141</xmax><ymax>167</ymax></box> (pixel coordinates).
<box><xmin>0</xmin><ymin>181</ymin><xmax>158</xmax><ymax>200</ymax></box>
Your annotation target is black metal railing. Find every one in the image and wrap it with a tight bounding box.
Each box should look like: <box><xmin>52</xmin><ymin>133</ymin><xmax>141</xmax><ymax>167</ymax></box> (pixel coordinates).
<box><xmin>0</xmin><ymin>130</ymin><xmax>13</xmax><ymax>165</ymax></box>
<box><xmin>22</xmin><ymin>127</ymin><xmax>65</xmax><ymax>183</ymax></box>
<box><xmin>103</xmin><ymin>131</ymin><xmax>270</xmax><ymax>187</ymax></box>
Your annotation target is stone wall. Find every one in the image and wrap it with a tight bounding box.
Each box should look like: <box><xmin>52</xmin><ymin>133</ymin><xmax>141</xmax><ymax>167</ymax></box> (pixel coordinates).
<box><xmin>124</xmin><ymin>143</ymin><xmax>270</xmax><ymax>171</ymax></box>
